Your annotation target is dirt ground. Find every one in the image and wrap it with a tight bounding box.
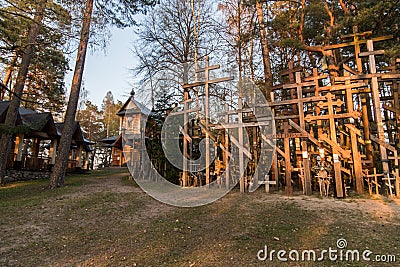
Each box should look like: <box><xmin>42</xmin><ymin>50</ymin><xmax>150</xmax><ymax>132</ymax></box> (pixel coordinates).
<box><xmin>0</xmin><ymin>168</ymin><xmax>399</xmax><ymax>266</ymax></box>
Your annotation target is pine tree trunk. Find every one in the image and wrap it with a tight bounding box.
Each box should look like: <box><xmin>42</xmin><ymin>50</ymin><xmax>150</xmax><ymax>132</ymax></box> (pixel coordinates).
<box><xmin>48</xmin><ymin>0</ymin><xmax>94</xmax><ymax>189</ymax></box>
<box><xmin>255</xmin><ymin>0</ymin><xmax>273</xmax><ymax>100</ymax></box>
<box><xmin>1</xmin><ymin>54</ymin><xmax>18</xmax><ymax>100</ymax></box>
<box><xmin>0</xmin><ymin>1</ymin><xmax>47</xmax><ymax>185</ymax></box>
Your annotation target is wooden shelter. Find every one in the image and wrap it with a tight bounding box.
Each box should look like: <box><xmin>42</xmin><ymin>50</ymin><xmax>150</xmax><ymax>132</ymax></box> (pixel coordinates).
<box><xmin>0</xmin><ymin>101</ymin><xmax>94</xmax><ymax>172</ymax></box>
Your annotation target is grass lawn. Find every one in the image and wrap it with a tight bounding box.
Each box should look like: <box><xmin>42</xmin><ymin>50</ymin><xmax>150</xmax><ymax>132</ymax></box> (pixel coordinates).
<box><xmin>0</xmin><ymin>168</ymin><xmax>399</xmax><ymax>266</ymax></box>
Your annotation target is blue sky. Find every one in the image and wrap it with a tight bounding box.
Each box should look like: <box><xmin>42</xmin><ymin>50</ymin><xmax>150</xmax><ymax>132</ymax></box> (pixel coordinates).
<box><xmin>66</xmin><ymin>27</ymin><xmax>140</xmax><ymax>108</ymax></box>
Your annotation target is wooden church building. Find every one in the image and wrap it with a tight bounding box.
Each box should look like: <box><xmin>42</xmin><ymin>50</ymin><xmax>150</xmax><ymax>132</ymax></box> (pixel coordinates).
<box><xmin>99</xmin><ymin>90</ymin><xmax>151</xmax><ymax>168</ymax></box>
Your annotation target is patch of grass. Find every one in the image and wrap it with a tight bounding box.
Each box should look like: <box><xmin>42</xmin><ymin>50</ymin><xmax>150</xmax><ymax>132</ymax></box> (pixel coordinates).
<box><xmin>0</xmin><ymin>170</ymin><xmax>399</xmax><ymax>266</ymax></box>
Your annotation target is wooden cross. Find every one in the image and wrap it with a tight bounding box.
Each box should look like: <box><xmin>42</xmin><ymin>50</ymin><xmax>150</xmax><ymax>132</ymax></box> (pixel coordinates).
<box><xmin>182</xmin><ymin>57</ymin><xmax>233</xmax><ymax>187</ymax></box>
<box><xmin>359</xmin><ymin>40</ymin><xmax>390</xmax><ymax>174</ymax></box>
<box><xmin>324</xmin><ymin>32</ymin><xmax>392</xmax><ymax>66</ymax></box>
<box><xmin>270</xmin><ymin>71</ymin><xmax>320</xmax><ymax>195</ymax></box>
<box><xmin>258</xmin><ymin>175</ymin><xmax>277</xmax><ymax>193</ymax></box>
<box><xmin>382</xmin><ymin>172</ymin><xmax>396</xmax><ymax>197</ymax></box>
<box><xmin>332</xmin><ymin>33</ymin><xmax>394</xmax><ymax>165</ymax></box>
<box><xmin>218</xmin><ymin>115</ymin><xmax>255</xmax><ymax>193</ymax></box>
<box><xmin>318</xmin><ymin>92</ymin><xmax>344</xmax><ymax>197</ymax></box>
<box><xmin>304</xmin><ymin>92</ymin><xmax>361</xmax><ymax>123</ymax></box>
<box><xmin>364</xmin><ymin>168</ymin><xmax>383</xmax><ymax>195</ymax></box>
<box><xmin>300</xmin><ymin>91</ymin><xmax>354</xmax><ymax>197</ymax></box>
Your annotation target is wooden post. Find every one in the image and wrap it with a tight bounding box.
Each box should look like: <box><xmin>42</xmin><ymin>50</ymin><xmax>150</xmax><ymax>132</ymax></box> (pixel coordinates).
<box><xmin>50</xmin><ymin>139</ymin><xmax>58</xmax><ymax>165</ymax></box>
<box><xmin>322</xmin><ymin>93</ymin><xmax>344</xmax><ymax>197</ymax></box>
<box><xmin>13</xmin><ymin>133</ymin><xmax>24</xmax><ymax>162</ymax></box>
<box><xmin>281</xmin><ymin>122</ymin><xmax>293</xmax><ymax>196</ymax></box>
<box><xmin>32</xmin><ymin>138</ymin><xmax>40</xmax><ymax>157</ymax></box>
<box><xmin>84</xmin><ymin>151</ymin><xmax>89</xmax><ymax>169</ymax></box>
<box><xmin>394</xmin><ymin>151</ymin><xmax>400</xmax><ymax>197</ymax></box>
<box><xmin>76</xmin><ymin>145</ymin><xmax>83</xmax><ymax>168</ymax></box>
<box><xmin>346</xmin><ymin>124</ymin><xmax>363</xmax><ymax>194</ymax></box>
<box><xmin>394</xmin><ymin>169</ymin><xmax>400</xmax><ymax>198</ymax></box>
<box><xmin>364</xmin><ymin>40</ymin><xmax>389</xmax><ymax>174</ymax></box>
<box><xmin>301</xmin><ymin>141</ymin><xmax>312</xmax><ymax>195</ymax></box>
<box><xmin>394</xmin><ymin>83</ymin><xmax>400</xmax><ymax>146</ymax></box>
<box><xmin>344</xmin><ymin>30</ymin><xmax>374</xmax><ymax>161</ymax></box>
<box><xmin>344</xmin><ymin>71</ymin><xmax>364</xmax><ymax>194</ymax></box>
<box><xmin>238</xmin><ymin>80</ymin><xmax>245</xmax><ymax>193</ymax></box>
<box><xmin>295</xmin><ymin>72</ymin><xmax>312</xmax><ymax>195</ymax></box>
<box><xmin>205</xmin><ymin>56</ymin><xmax>211</xmax><ymax>187</ymax></box>
<box><xmin>182</xmin><ymin>89</ymin><xmax>189</xmax><ymax>187</ymax></box>
<box><xmin>270</xmin><ymin>92</ymin><xmax>279</xmax><ymax>186</ymax></box>
<box><xmin>224</xmin><ymin>103</ymin><xmax>230</xmax><ymax>188</ymax></box>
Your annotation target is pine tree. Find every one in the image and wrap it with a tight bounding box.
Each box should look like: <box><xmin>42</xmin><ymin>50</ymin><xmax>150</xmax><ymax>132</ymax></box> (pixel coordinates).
<box><xmin>101</xmin><ymin>91</ymin><xmax>122</xmax><ymax>139</ymax></box>
<box><xmin>0</xmin><ymin>0</ymin><xmax>48</xmax><ymax>185</ymax></box>
<box><xmin>48</xmin><ymin>0</ymin><xmax>156</xmax><ymax>189</ymax></box>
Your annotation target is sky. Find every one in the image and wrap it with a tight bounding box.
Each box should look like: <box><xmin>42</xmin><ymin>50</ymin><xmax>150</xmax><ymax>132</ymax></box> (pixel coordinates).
<box><xmin>65</xmin><ymin>27</ymin><xmax>141</xmax><ymax>108</ymax></box>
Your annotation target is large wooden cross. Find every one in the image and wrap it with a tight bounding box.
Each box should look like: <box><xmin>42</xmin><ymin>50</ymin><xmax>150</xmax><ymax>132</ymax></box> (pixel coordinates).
<box><xmin>359</xmin><ymin>40</ymin><xmax>390</xmax><ymax>175</ymax></box>
<box><xmin>330</xmin><ymin>31</ymin><xmax>392</xmax><ymax>164</ymax></box>
<box><xmin>182</xmin><ymin>57</ymin><xmax>233</xmax><ymax>187</ymax></box>
<box><xmin>270</xmin><ymin>71</ymin><xmax>323</xmax><ymax>195</ymax></box>
<box><xmin>217</xmin><ymin>108</ymin><xmax>270</xmax><ymax>193</ymax></box>
<box><xmin>307</xmin><ymin>92</ymin><xmax>347</xmax><ymax>197</ymax></box>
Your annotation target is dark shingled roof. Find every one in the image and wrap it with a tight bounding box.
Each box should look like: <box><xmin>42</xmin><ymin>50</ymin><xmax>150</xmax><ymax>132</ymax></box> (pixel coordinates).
<box><xmin>0</xmin><ymin>101</ymin><xmax>94</xmax><ymax>151</ymax></box>
<box><xmin>98</xmin><ymin>135</ymin><xmax>119</xmax><ymax>145</ymax></box>
<box><xmin>21</xmin><ymin>112</ymin><xmax>58</xmax><ymax>137</ymax></box>
<box><xmin>55</xmin><ymin>122</ymin><xmax>94</xmax><ymax>152</ymax></box>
